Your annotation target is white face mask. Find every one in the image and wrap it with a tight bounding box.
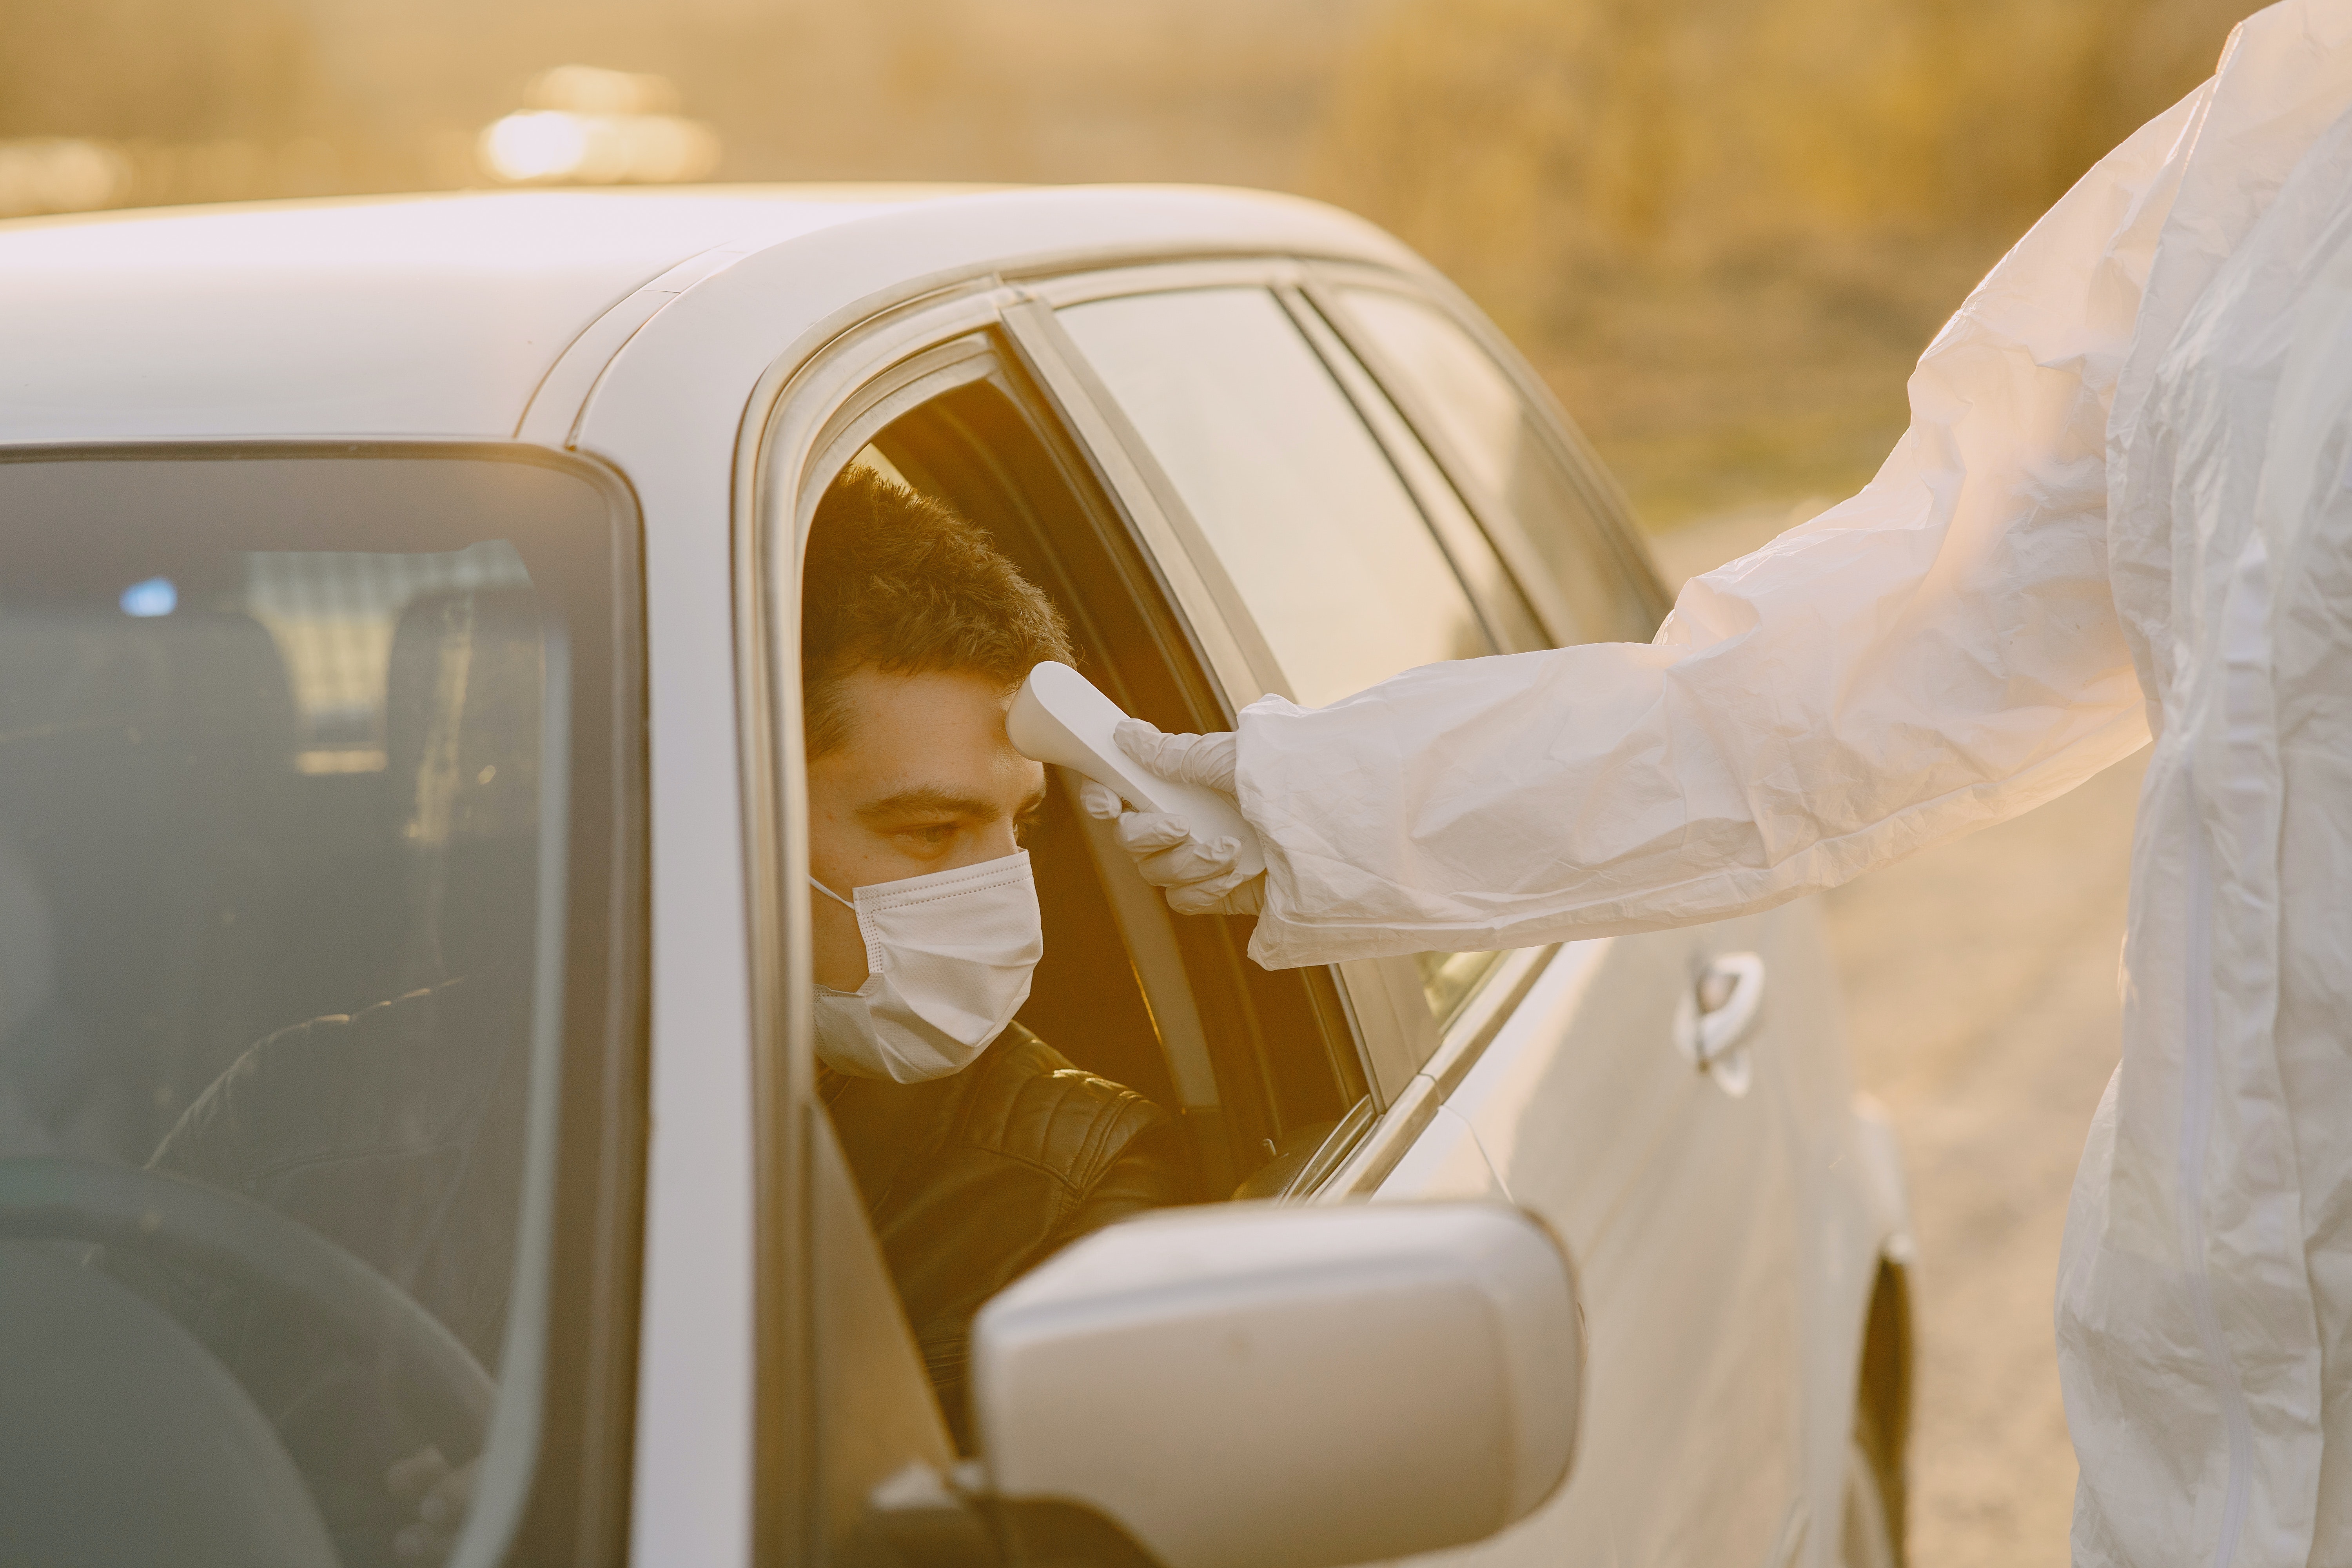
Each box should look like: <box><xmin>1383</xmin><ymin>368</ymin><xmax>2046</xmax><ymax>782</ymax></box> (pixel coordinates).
<box><xmin>808</xmin><ymin>851</ymin><xmax>1043</xmax><ymax>1083</ymax></box>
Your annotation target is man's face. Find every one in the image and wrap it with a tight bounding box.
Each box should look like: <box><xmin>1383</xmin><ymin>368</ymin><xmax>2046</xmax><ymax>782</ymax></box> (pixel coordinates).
<box><xmin>805</xmin><ymin>664</ymin><xmax>1047</xmax><ymax>990</ymax></box>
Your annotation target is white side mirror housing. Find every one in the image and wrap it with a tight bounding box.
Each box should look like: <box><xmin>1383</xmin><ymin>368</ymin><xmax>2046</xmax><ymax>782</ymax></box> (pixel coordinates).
<box><xmin>970</xmin><ymin>1201</ymin><xmax>1583</xmax><ymax>1568</ymax></box>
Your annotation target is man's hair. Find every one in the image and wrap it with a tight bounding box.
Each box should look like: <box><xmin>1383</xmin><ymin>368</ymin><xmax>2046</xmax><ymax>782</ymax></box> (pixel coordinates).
<box><xmin>802</xmin><ymin>464</ymin><xmax>1074</xmax><ymax>759</ymax></box>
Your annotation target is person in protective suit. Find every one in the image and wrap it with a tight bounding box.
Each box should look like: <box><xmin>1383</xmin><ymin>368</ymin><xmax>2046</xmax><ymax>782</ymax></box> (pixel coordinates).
<box><xmin>1089</xmin><ymin>5</ymin><xmax>2352</xmax><ymax>1563</ymax></box>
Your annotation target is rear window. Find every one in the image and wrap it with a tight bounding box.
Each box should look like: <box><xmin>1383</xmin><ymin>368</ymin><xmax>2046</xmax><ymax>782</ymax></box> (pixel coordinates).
<box><xmin>0</xmin><ymin>450</ymin><xmax>640</xmax><ymax>1568</ymax></box>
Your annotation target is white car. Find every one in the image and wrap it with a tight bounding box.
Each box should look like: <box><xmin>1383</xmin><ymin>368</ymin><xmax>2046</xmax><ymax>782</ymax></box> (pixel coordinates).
<box><xmin>0</xmin><ymin>187</ymin><xmax>1913</xmax><ymax>1568</ymax></box>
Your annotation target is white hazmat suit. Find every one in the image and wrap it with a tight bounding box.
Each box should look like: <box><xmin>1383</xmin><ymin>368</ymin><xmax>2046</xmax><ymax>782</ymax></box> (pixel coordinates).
<box><xmin>1110</xmin><ymin>5</ymin><xmax>2352</xmax><ymax>1561</ymax></box>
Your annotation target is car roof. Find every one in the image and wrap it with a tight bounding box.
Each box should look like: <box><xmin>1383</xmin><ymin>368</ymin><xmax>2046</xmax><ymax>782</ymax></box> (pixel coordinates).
<box><xmin>0</xmin><ymin>185</ymin><xmax>1425</xmax><ymax>444</ymax></box>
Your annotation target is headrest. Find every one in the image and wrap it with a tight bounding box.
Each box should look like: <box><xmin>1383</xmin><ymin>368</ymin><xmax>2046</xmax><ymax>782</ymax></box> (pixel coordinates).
<box><xmin>386</xmin><ymin>588</ymin><xmax>545</xmax><ymax>848</ymax></box>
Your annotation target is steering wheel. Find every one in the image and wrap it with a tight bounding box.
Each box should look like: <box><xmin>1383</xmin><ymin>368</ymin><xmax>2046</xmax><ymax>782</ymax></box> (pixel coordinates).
<box><xmin>0</xmin><ymin>1157</ymin><xmax>495</xmax><ymax>1460</ymax></box>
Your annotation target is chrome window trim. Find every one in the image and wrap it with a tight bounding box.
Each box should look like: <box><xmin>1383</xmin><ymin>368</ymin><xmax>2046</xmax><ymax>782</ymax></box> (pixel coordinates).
<box><xmin>1018</xmin><ymin>255</ymin><xmax>1311</xmax><ymax>310</ymax></box>
<box><xmin>1277</xmin><ymin>287</ymin><xmax>1548</xmax><ymax>655</ymax></box>
<box><xmin>1314</xmin><ymin>945</ymin><xmax>1564</xmax><ymax>1201</ymax></box>
<box><xmin>1006</xmin><ymin>287</ymin><xmax>1437</xmax><ymax>1103</ymax></box>
<box><xmin>1319</xmin><ymin>1075</ymin><xmax>1443</xmax><ymax>1200</ymax></box>
<box><xmin>1280</xmin><ymin>1093</ymin><xmax>1379</xmax><ymax>1201</ymax></box>
<box><xmin>1424</xmin><ymin>945</ymin><xmax>1562</xmax><ymax>1099</ymax></box>
<box><xmin>800</xmin><ymin>334</ymin><xmax>1002</xmax><ymax>506</ymax></box>
<box><xmin>1300</xmin><ymin>263</ymin><xmax>1674</xmax><ymax>633</ymax></box>
<box><xmin>994</xmin><ymin>299</ymin><xmax>1272</xmax><ymax>708</ymax></box>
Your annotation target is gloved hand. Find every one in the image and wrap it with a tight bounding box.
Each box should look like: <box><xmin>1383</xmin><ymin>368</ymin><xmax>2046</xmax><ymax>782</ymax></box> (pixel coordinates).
<box><xmin>1076</xmin><ymin>719</ymin><xmax>1266</xmax><ymax>916</ymax></box>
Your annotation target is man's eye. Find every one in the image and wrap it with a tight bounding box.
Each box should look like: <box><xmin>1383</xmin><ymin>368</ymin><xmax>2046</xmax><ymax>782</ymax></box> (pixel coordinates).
<box><xmin>907</xmin><ymin>823</ymin><xmax>957</xmax><ymax>846</ymax></box>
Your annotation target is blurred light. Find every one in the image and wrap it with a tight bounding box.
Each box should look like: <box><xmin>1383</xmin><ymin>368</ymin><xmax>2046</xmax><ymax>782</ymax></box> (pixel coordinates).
<box><xmin>120</xmin><ymin>577</ymin><xmax>177</xmax><ymax>617</ymax></box>
<box><xmin>477</xmin><ymin>103</ymin><xmax>720</xmax><ymax>185</ymax></box>
<box><xmin>478</xmin><ymin>64</ymin><xmax>718</xmax><ymax>185</ymax></box>
<box><xmin>526</xmin><ymin>64</ymin><xmax>677</xmax><ymax>116</ymax></box>
<box><xmin>0</xmin><ymin>138</ymin><xmax>133</xmax><ymax>219</ymax></box>
<box><xmin>481</xmin><ymin>111</ymin><xmax>595</xmax><ymax>183</ymax></box>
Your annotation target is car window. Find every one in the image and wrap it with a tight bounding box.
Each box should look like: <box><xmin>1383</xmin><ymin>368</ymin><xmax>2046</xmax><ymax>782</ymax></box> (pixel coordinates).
<box><xmin>1417</xmin><ymin>947</ymin><xmax>1505</xmax><ymax>1028</ymax></box>
<box><xmin>1063</xmin><ymin>289</ymin><xmax>1532</xmax><ymax>1037</ymax></box>
<box><xmin>1056</xmin><ymin>286</ymin><xmax>1495</xmax><ymax>708</ymax></box>
<box><xmin>792</xmin><ymin>368</ymin><xmax>1370</xmax><ymax>1472</ymax></box>
<box><xmin>1336</xmin><ymin>287</ymin><xmax>1661</xmax><ymax>645</ymax></box>
<box><xmin>0</xmin><ymin>451</ymin><xmax>636</xmax><ymax>1568</ymax></box>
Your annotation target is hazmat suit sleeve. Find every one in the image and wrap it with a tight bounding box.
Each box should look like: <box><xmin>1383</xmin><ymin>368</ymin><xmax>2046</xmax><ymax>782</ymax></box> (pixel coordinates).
<box><xmin>1234</xmin><ymin>87</ymin><xmax>2210</xmax><ymax>971</ymax></box>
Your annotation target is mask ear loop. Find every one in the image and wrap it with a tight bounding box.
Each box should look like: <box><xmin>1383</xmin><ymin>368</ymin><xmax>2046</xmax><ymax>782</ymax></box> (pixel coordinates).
<box><xmin>808</xmin><ymin>875</ymin><xmax>878</xmax><ymax>983</ymax></box>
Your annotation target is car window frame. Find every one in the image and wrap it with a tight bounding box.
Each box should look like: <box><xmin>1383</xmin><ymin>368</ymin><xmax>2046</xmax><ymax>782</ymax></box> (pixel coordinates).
<box><xmin>1019</xmin><ymin>262</ymin><xmax>1589</xmax><ymax>1101</ymax></box>
<box><xmin>740</xmin><ymin>283</ymin><xmax>1389</xmax><ymax>1556</ymax></box>
<box><xmin>787</xmin><ymin>331</ymin><xmax>1243</xmax><ymax>1142</ymax></box>
<box><xmin>735</xmin><ymin>274</ymin><xmax>1024</xmax><ymax>1562</ymax></box>
<box><xmin>1002</xmin><ymin>274</ymin><xmax>1441</xmax><ymax>1103</ymax></box>
<box><xmin>0</xmin><ymin>438</ymin><xmax>652</xmax><ymax>1568</ymax></box>
<box><xmin>1272</xmin><ymin>285</ymin><xmax>1549</xmax><ymax>657</ymax></box>
<box><xmin>1300</xmin><ymin>264</ymin><xmax>1675</xmax><ymax>641</ymax></box>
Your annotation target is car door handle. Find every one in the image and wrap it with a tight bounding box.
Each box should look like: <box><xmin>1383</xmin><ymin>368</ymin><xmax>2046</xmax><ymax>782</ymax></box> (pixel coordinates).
<box><xmin>1674</xmin><ymin>952</ymin><xmax>1766</xmax><ymax>1096</ymax></box>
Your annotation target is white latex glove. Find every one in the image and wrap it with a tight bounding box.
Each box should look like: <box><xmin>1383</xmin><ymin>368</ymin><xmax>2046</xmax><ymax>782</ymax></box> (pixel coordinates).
<box><xmin>1076</xmin><ymin>719</ymin><xmax>1265</xmax><ymax>916</ymax></box>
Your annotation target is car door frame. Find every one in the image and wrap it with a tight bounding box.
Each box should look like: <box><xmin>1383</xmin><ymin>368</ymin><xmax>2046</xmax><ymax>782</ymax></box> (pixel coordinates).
<box><xmin>732</xmin><ymin>267</ymin><xmax>1407</xmax><ymax>1556</ymax></box>
<box><xmin>1295</xmin><ymin>261</ymin><xmax>1675</xmax><ymax>640</ymax></box>
<box><xmin>1004</xmin><ymin>260</ymin><xmax>1620</xmax><ymax>1125</ymax></box>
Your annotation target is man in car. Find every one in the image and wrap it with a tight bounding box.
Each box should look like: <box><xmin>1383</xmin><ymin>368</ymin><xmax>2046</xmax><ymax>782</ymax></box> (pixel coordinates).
<box><xmin>800</xmin><ymin>463</ymin><xmax>1186</xmax><ymax>1445</ymax></box>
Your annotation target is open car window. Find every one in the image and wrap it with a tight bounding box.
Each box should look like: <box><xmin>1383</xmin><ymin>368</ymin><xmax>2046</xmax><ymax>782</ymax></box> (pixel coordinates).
<box><xmin>792</xmin><ymin>361</ymin><xmax>1368</xmax><ymax>1473</ymax></box>
<box><xmin>0</xmin><ymin>449</ymin><xmax>641</xmax><ymax>1568</ymax></box>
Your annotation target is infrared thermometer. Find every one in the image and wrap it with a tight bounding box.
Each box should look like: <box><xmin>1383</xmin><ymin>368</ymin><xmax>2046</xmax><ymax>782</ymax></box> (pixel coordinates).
<box><xmin>1007</xmin><ymin>661</ymin><xmax>1265</xmax><ymax>878</ymax></box>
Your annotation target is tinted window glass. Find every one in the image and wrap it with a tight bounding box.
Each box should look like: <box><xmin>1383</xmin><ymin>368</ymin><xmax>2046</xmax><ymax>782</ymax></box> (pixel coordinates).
<box><xmin>0</xmin><ymin>453</ymin><xmax>628</xmax><ymax>1568</ymax></box>
<box><xmin>1416</xmin><ymin>948</ymin><xmax>1504</xmax><ymax>1027</ymax></box>
<box><xmin>1339</xmin><ymin>288</ymin><xmax>1658</xmax><ymax>644</ymax></box>
<box><xmin>1059</xmin><ymin>287</ymin><xmax>1494</xmax><ymax>708</ymax></box>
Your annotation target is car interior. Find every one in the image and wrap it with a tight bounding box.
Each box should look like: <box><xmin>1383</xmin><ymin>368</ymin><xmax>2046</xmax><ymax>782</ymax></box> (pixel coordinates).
<box><xmin>0</xmin><ymin>457</ymin><xmax>622</xmax><ymax>1568</ymax></box>
<box><xmin>0</xmin><ymin>539</ymin><xmax>543</xmax><ymax>1169</ymax></box>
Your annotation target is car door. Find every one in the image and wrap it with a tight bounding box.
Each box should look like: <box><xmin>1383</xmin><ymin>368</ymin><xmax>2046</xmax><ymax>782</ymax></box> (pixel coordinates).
<box><xmin>1029</xmin><ymin>270</ymin><xmax>1822</xmax><ymax>1566</ymax></box>
<box><xmin>1324</xmin><ymin>276</ymin><xmax>1883</xmax><ymax>1564</ymax></box>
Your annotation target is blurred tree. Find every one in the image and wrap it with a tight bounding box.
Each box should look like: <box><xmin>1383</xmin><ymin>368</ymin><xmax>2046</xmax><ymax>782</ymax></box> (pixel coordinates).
<box><xmin>1314</xmin><ymin>0</ymin><xmax>2268</xmax><ymax>297</ymax></box>
<box><xmin>0</xmin><ymin>0</ymin><xmax>317</xmax><ymax>142</ymax></box>
<box><xmin>0</xmin><ymin>0</ymin><xmax>2275</xmax><ymax>528</ymax></box>
<box><xmin>1309</xmin><ymin>0</ymin><xmax>2265</xmax><ymax>524</ymax></box>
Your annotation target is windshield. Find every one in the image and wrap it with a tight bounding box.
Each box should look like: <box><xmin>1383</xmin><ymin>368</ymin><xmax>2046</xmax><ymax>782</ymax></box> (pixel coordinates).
<box><xmin>0</xmin><ymin>450</ymin><xmax>636</xmax><ymax>1568</ymax></box>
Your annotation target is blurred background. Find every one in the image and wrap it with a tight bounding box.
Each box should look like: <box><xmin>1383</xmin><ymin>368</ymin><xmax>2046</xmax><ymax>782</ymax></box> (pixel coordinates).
<box><xmin>0</xmin><ymin>1</ymin><xmax>2264</xmax><ymax>1561</ymax></box>
<box><xmin>0</xmin><ymin>0</ymin><xmax>2263</xmax><ymax>532</ymax></box>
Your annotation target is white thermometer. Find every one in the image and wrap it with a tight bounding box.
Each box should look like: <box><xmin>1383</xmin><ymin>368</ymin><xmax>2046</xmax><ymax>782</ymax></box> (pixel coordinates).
<box><xmin>1007</xmin><ymin>661</ymin><xmax>1265</xmax><ymax>878</ymax></box>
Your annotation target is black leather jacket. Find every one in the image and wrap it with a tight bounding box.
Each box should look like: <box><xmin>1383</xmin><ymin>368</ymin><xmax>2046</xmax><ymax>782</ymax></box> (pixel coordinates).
<box><xmin>821</xmin><ymin>1022</ymin><xmax>1187</xmax><ymax>1446</ymax></box>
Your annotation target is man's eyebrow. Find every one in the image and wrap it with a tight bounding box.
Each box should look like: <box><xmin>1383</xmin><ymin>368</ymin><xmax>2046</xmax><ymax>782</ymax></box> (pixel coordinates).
<box><xmin>856</xmin><ymin>786</ymin><xmax>997</xmax><ymax>821</ymax></box>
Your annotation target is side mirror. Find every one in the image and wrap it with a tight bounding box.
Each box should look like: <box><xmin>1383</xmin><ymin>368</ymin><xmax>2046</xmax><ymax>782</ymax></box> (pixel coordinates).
<box><xmin>968</xmin><ymin>1201</ymin><xmax>1583</xmax><ymax>1568</ymax></box>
